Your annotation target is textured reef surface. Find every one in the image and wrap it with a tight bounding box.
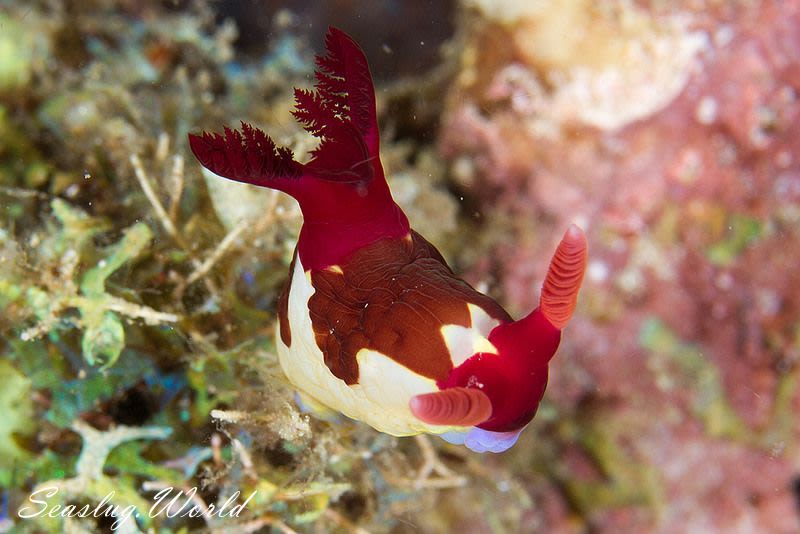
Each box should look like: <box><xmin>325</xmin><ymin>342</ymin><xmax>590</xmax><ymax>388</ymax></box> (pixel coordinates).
<box><xmin>442</xmin><ymin>0</ymin><xmax>800</xmax><ymax>531</ymax></box>
<box><xmin>0</xmin><ymin>0</ymin><xmax>798</xmax><ymax>532</ymax></box>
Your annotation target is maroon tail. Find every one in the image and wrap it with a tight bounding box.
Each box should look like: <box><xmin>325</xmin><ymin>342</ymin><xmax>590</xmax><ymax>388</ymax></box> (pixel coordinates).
<box><xmin>189</xmin><ymin>27</ymin><xmax>409</xmax><ymax>269</ymax></box>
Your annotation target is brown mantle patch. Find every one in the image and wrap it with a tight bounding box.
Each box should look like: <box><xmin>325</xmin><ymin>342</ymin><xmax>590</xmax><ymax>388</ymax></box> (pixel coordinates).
<box><xmin>307</xmin><ymin>232</ymin><xmax>511</xmax><ymax>384</ymax></box>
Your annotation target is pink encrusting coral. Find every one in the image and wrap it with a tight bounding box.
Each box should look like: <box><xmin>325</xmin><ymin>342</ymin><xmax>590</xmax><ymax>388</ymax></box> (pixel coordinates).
<box><xmin>440</xmin><ymin>0</ymin><xmax>800</xmax><ymax>531</ymax></box>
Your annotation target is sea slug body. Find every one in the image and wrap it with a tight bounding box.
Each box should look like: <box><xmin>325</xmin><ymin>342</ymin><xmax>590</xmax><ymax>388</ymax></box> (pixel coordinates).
<box><xmin>189</xmin><ymin>28</ymin><xmax>587</xmax><ymax>453</ymax></box>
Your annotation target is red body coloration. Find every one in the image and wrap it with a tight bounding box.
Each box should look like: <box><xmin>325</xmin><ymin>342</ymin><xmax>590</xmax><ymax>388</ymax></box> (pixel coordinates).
<box><xmin>422</xmin><ymin>225</ymin><xmax>586</xmax><ymax>432</ymax></box>
<box><xmin>189</xmin><ymin>27</ymin><xmax>588</xmax><ymax>441</ymax></box>
<box><xmin>440</xmin><ymin>310</ymin><xmax>560</xmax><ymax>432</ymax></box>
<box><xmin>539</xmin><ymin>225</ymin><xmax>588</xmax><ymax>329</ymax></box>
<box><xmin>189</xmin><ymin>28</ymin><xmax>408</xmax><ymax>270</ymax></box>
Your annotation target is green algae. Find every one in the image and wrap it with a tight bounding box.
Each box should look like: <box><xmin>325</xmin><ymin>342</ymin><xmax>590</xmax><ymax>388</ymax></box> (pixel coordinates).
<box><xmin>640</xmin><ymin>317</ymin><xmax>746</xmax><ymax>440</ymax></box>
<box><xmin>556</xmin><ymin>413</ymin><xmax>664</xmax><ymax>517</ymax></box>
<box><xmin>640</xmin><ymin>317</ymin><xmax>798</xmax><ymax>451</ymax></box>
<box><xmin>23</xmin><ymin>420</ymin><xmax>173</xmax><ymax>532</ymax></box>
<box><xmin>0</xmin><ymin>359</ymin><xmax>35</xmax><ymax>487</ymax></box>
<box><xmin>13</xmin><ymin>200</ymin><xmax>176</xmax><ymax>369</ymax></box>
<box><xmin>707</xmin><ymin>214</ymin><xmax>763</xmax><ymax>266</ymax></box>
<box><xmin>0</xmin><ymin>12</ymin><xmax>47</xmax><ymax>93</ymax></box>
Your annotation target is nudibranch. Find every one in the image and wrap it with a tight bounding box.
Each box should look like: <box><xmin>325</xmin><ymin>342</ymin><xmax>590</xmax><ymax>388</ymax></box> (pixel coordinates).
<box><xmin>189</xmin><ymin>28</ymin><xmax>587</xmax><ymax>453</ymax></box>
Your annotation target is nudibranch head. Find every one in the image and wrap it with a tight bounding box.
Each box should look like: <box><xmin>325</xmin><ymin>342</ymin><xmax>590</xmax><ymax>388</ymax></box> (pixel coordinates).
<box><xmin>409</xmin><ymin>225</ymin><xmax>588</xmax><ymax>451</ymax></box>
<box><xmin>188</xmin><ymin>26</ymin><xmax>588</xmax><ymax>454</ymax></box>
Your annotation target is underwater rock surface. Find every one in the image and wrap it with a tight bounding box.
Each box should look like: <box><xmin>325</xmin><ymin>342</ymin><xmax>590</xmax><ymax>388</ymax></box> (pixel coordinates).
<box><xmin>442</xmin><ymin>0</ymin><xmax>800</xmax><ymax>531</ymax></box>
<box><xmin>1</xmin><ymin>0</ymin><xmax>798</xmax><ymax>532</ymax></box>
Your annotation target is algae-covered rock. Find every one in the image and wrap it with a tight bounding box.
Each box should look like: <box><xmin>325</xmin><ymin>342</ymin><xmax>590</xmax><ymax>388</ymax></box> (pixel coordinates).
<box><xmin>0</xmin><ymin>11</ymin><xmax>49</xmax><ymax>93</ymax></box>
<box><xmin>0</xmin><ymin>360</ymin><xmax>35</xmax><ymax>486</ymax></box>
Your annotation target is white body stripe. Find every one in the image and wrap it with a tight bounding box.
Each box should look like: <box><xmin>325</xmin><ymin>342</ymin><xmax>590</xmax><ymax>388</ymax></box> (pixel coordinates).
<box><xmin>277</xmin><ymin>255</ymin><xmax>500</xmax><ymax>436</ymax></box>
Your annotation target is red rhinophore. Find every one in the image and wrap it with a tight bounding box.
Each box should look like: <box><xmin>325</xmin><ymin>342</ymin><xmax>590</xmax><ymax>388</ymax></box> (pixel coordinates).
<box><xmin>188</xmin><ymin>27</ymin><xmax>409</xmax><ymax>269</ymax></box>
<box><xmin>539</xmin><ymin>224</ymin><xmax>588</xmax><ymax>329</ymax></box>
<box><xmin>410</xmin><ymin>387</ymin><xmax>493</xmax><ymax>427</ymax></box>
